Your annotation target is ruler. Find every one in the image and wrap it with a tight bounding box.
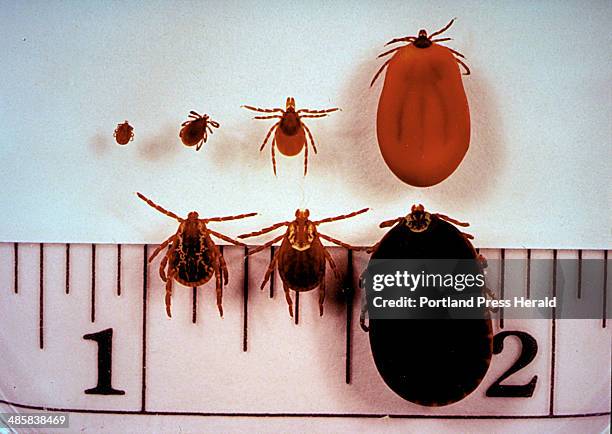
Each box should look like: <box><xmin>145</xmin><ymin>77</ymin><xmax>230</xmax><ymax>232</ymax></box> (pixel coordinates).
<box><xmin>0</xmin><ymin>243</ymin><xmax>610</xmax><ymax>426</ymax></box>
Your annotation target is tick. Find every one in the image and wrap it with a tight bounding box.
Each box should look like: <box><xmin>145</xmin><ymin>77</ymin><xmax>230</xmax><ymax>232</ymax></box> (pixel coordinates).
<box><xmin>371</xmin><ymin>19</ymin><xmax>471</xmax><ymax>187</ymax></box>
<box><xmin>137</xmin><ymin>192</ymin><xmax>256</xmax><ymax>317</ymax></box>
<box><xmin>242</xmin><ymin>97</ymin><xmax>339</xmax><ymax>176</ymax></box>
<box><xmin>114</xmin><ymin>120</ymin><xmax>134</xmax><ymax>145</ymax></box>
<box><xmin>361</xmin><ymin>204</ymin><xmax>493</xmax><ymax>406</ymax></box>
<box><xmin>179</xmin><ymin>111</ymin><xmax>220</xmax><ymax>151</ymax></box>
<box><xmin>239</xmin><ymin>207</ymin><xmax>368</xmax><ymax>317</ymax></box>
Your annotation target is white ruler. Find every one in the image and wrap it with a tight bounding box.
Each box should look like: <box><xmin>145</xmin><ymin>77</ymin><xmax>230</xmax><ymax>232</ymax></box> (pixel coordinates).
<box><xmin>0</xmin><ymin>243</ymin><xmax>609</xmax><ymax>432</ymax></box>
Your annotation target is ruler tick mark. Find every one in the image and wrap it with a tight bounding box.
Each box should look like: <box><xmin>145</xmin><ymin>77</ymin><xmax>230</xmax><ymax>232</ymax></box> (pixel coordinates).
<box><xmin>65</xmin><ymin>243</ymin><xmax>70</xmax><ymax>294</ymax></box>
<box><xmin>39</xmin><ymin>243</ymin><xmax>44</xmax><ymax>350</ymax></box>
<box><xmin>549</xmin><ymin>249</ymin><xmax>557</xmax><ymax>416</ymax></box>
<box><xmin>243</xmin><ymin>246</ymin><xmax>249</xmax><ymax>352</ymax></box>
<box><xmin>117</xmin><ymin>244</ymin><xmax>122</xmax><ymax>296</ymax></box>
<box><xmin>603</xmin><ymin>250</ymin><xmax>608</xmax><ymax>328</ymax></box>
<box><xmin>526</xmin><ymin>249</ymin><xmax>531</xmax><ymax>298</ymax></box>
<box><xmin>345</xmin><ymin>249</ymin><xmax>354</xmax><ymax>385</ymax></box>
<box><xmin>13</xmin><ymin>242</ymin><xmax>18</xmax><ymax>294</ymax></box>
<box><xmin>91</xmin><ymin>244</ymin><xmax>96</xmax><ymax>323</ymax></box>
<box><xmin>141</xmin><ymin>244</ymin><xmax>148</xmax><ymax>412</ymax></box>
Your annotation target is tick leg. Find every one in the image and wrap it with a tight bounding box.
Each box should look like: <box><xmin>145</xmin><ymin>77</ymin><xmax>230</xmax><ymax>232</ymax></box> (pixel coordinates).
<box><xmin>137</xmin><ymin>193</ymin><xmax>183</xmax><ymax>222</ymax></box>
<box><xmin>318</xmin><ymin>232</ymin><xmax>368</xmax><ymax>251</ymax></box>
<box><xmin>196</xmin><ymin>139</ymin><xmax>204</xmax><ymax>151</ymax></box>
<box><xmin>297</xmin><ymin>107</ymin><xmax>339</xmax><ymax>114</ymax></box>
<box><xmin>358</xmin><ymin>272</ymin><xmax>369</xmax><ymax>331</ymax></box>
<box><xmin>430</xmin><ymin>37</ymin><xmax>452</xmax><ymax>43</ymax></box>
<box><xmin>429</xmin><ymin>18</ymin><xmax>456</xmax><ymax>38</ymax></box>
<box><xmin>219</xmin><ymin>251</ymin><xmax>229</xmax><ymax>285</ymax></box>
<box><xmin>253</xmin><ymin>115</ymin><xmax>282</xmax><ymax>120</ymax></box>
<box><xmin>302</xmin><ymin>123</ymin><xmax>317</xmax><ymax>153</ymax></box>
<box><xmin>323</xmin><ymin>248</ymin><xmax>342</xmax><ymax>281</ymax></box>
<box><xmin>239</xmin><ymin>223</ymin><xmax>289</xmax><ymax>240</ymax></box>
<box><xmin>299</xmin><ymin>114</ymin><xmax>330</xmax><ymax>119</ymax></box>
<box><xmin>434</xmin><ymin>213</ymin><xmax>470</xmax><ymax>227</ymax></box>
<box><xmin>159</xmin><ymin>255</ymin><xmax>168</xmax><ymax>282</ymax></box>
<box><xmin>242</xmin><ymin>105</ymin><xmax>284</xmax><ymax>113</ymax></box>
<box><xmin>149</xmin><ymin>234</ymin><xmax>176</xmax><ymax>262</ymax></box>
<box><xmin>260</xmin><ymin>247</ymin><xmax>280</xmax><ymax>290</ymax></box>
<box><xmin>208</xmin><ymin>229</ymin><xmax>248</xmax><ymax>247</ymax></box>
<box><xmin>384</xmin><ymin>36</ymin><xmax>415</xmax><ymax>46</ymax></box>
<box><xmin>214</xmin><ymin>261</ymin><xmax>223</xmax><ymax>317</ymax></box>
<box><xmin>377</xmin><ymin>45</ymin><xmax>403</xmax><ymax>58</ymax></box>
<box><xmin>244</xmin><ymin>234</ymin><xmax>285</xmax><ymax>256</ymax></box>
<box><xmin>205</xmin><ymin>212</ymin><xmax>258</xmax><ymax>223</ymax></box>
<box><xmin>318</xmin><ymin>267</ymin><xmax>326</xmax><ymax>316</ymax></box>
<box><xmin>455</xmin><ymin>57</ymin><xmax>471</xmax><ymax>75</ymax></box>
<box><xmin>370</xmin><ymin>57</ymin><xmax>393</xmax><ymax>87</ymax></box>
<box><xmin>165</xmin><ymin>271</ymin><xmax>175</xmax><ymax>317</ymax></box>
<box><xmin>271</xmin><ymin>138</ymin><xmax>277</xmax><ymax>176</ymax></box>
<box><xmin>303</xmin><ymin>133</ymin><xmax>308</xmax><ymax>176</ymax></box>
<box><xmin>379</xmin><ymin>217</ymin><xmax>402</xmax><ymax>228</ymax></box>
<box><xmin>282</xmin><ymin>281</ymin><xmax>294</xmax><ymax>318</ymax></box>
<box><xmin>314</xmin><ymin>208</ymin><xmax>369</xmax><ymax>225</ymax></box>
<box><xmin>259</xmin><ymin>122</ymin><xmax>280</xmax><ymax>152</ymax></box>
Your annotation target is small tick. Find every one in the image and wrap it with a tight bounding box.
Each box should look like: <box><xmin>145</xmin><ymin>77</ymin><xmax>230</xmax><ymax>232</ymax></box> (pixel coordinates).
<box><xmin>239</xmin><ymin>207</ymin><xmax>368</xmax><ymax>317</ymax></box>
<box><xmin>114</xmin><ymin>120</ymin><xmax>134</xmax><ymax>145</ymax></box>
<box><xmin>137</xmin><ymin>192</ymin><xmax>256</xmax><ymax>317</ymax></box>
<box><xmin>179</xmin><ymin>111</ymin><xmax>220</xmax><ymax>151</ymax></box>
<box><xmin>242</xmin><ymin>97</ymin><xmax>339</xmax><ymax>176</ymax></box>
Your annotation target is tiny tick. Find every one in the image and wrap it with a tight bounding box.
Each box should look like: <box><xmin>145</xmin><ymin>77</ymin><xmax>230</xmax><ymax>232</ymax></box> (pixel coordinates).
<box><xmin>114</xmin><ymin>120</ymin><xmax>134</xmax><ymax>145</ymax></box>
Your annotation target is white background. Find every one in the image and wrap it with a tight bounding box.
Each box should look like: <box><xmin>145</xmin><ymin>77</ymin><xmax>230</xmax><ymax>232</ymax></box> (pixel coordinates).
<box><xmin>1</xmin><ymin>0</ymin><xmax>611</xmax><ymax>248</ymax></box>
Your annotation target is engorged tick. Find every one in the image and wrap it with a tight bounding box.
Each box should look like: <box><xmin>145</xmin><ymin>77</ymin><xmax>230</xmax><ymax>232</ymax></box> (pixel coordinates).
<box><xmin>242</xmin><ymin>97</ymin><xmax>339</xmax><ymax>176</ymax></box>
<box><xmin>137</xmin><ymin>192</ymin><xmax>256</xmax><ymax>317</ymax></box>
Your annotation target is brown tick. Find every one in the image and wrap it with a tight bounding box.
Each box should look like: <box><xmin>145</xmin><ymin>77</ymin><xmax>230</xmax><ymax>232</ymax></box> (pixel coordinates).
<box><xmin>137</xmin><ymin>192</ymin><xmax>256</xmax><ymax>317</ymax></box>
<box><xmin>179</xmin><ymin>111</ymin><xmax>220</xmax><ymax>151</ymax></box>
<box><xmin>114</xmin><ymin>120</ymin><xmax>134</xmax><ymax>145</ymax></box>
<box><xmin>239</xmin><ymin>208</ymin><xmax>368</xmax><ymax>317</ymax></box>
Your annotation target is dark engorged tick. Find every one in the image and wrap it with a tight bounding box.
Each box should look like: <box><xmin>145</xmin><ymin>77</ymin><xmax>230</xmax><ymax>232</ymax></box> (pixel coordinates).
<box><xmin>179</xmin><ymin>111</ymin><xmax>220</xmax><ymax>151</ymax></box>
<box><xmin>242</xmin><ymin>97</ymin><xmax>339</xmax><ymax>176</ymax></box>
<box><xmin>239</xmin><ymin>207</ymin><xmax>368</xmax><ymax>317</ymax></box>
<box><xmin>114</xmin><ymin>120</ymin><xmax>134</xmax><ymax>145</ymax></box>
<box><xmin>371</xmin><ymin>19</ymin><xmax>471</xmax><ymax>187</ymax></box>
<box><xmin>137</xmin><ymin>192</ymin><xmax>256</xmax><ymax>317</ymax></box>
<box><xmin>361</xmin><ymin>204</ymin><xmax>494</xmax><ymax>406</ymax></box>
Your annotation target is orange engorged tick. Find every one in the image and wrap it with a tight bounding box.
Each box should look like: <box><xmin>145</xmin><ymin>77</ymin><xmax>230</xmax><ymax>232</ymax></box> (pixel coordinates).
<box><xmin>372</xmin><ymin>19</ymin><xmax>471</xmax><ymax>187</ymax></box>
<box><xmin>242</xmin><ymin>97</ymin><xmax>339</xmax><ymax>176</ymax></box>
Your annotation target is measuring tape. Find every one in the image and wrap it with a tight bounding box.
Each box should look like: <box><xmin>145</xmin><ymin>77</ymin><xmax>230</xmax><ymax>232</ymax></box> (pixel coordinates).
<box><xmin>0</xmin><ymin>243</ymin><xmax>609</xmax><ymax>430</ymax></box>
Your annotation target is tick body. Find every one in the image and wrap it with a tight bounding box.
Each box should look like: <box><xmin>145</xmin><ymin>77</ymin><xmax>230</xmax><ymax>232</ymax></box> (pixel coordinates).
<box><xmin>362</xmin><ymin>205</ymin><xmax>492</xmax><ymax>406</ymax></box>
<box><xmin>372</xmin><ymin>19</ymin><xmax>470</xmax><ymax>187</ymax></box>
<box><xmin>179</xmin><ymin>111</ymin><xmax>220</xmax><ymax>151</ymax></box>
<box><xmin>114</xmin><ymin>120</ymin><xmax>134</xmax><ymax>145</ymax></box>
<box><xmin>137</xmin><ymin>192</ymin><xmax>256</xmax><ymax>317</ymax></box>
<box><xmin>239</xmin><ymin>208</ymin><xmax>368</xmax><ymax>317</ymax></box>
<box><xmin>242</xmin><ymin>97</ymin><xmax>339</xmax><ymax>175</ymax></box>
